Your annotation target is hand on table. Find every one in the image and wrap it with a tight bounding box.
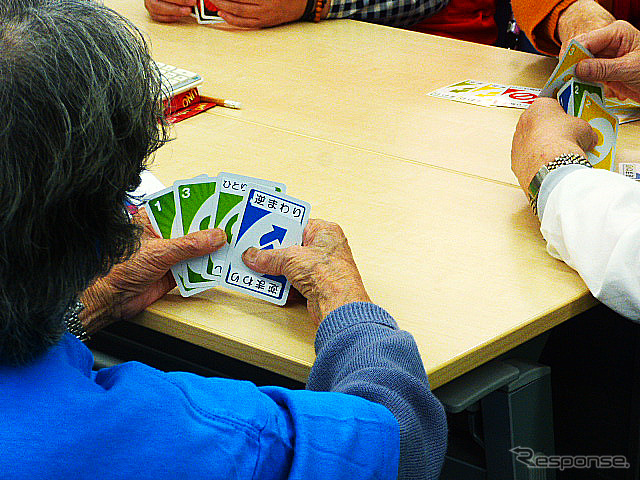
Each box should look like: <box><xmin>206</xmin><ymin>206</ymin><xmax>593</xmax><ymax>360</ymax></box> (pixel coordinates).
<box><xmin>80</xmin><ymin>208</ymin><xmax>226</xmax><ymax>334</ymax></box>
<box><xmin>241</xmin><ymin>219</ymin><xmax>371</xmax><ymax>325</ymax></box>
<box><xmin>568</xmin><ymin>21</ymin><xmax>640</xmax><ymax>102</ymax></box>
<box><xmin>511</xmin><ymin>98</ymin><xmax>597</xmax><ymax>196</ymax></box>
<box><xmin>145</xmin><ymin>0</ymin><xmax>195</xmax><ymax>23</ymax></box>
<box><xmin>212</xmin><ymin>0</ymin><xmax>308</xmax><ymax>28</ymax></box>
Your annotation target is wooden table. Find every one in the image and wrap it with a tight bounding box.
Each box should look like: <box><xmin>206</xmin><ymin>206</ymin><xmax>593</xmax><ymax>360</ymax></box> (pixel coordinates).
<box><xmin>104</xmin><ymin>0</ymin><xmax>624</xmax><ymax>388</ymax></box>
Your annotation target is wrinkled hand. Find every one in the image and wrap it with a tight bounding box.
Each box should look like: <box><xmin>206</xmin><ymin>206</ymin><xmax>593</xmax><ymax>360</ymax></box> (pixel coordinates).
<box><xmin>557</xmin><ymin>0</ymin><xmax>614</xmax><ymax>54</ymax></box>
<box><xmin>570</xmin><ymin>21</ymin><xmax>640</xmax><ymax>102</ymax></box>
<box><xmin>213</xmin><ymin>0</ymin><xmax>309</xmax><ymax>28</ymax></box>
<box><xmin>80</xmin><ymin>208</ymin><xmax>226</xmax><ymax>334</ymax></box>
<box><xmin>511</xmin><ymin>98</ymin><xmax>597</xmax><ymax>195</ymax></box>
<box><xmin>241</xmin><ymin>219</ymin><xmax>370</xmax><ymax>325</ymax></box>
<box><xmin>145</xmin><ymin>0</ymin><xmax>195</xmax><ymax>23</ymax></box>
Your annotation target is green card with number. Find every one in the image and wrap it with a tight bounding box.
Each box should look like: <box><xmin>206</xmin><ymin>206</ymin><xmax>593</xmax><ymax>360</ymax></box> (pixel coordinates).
<box><xmin>144</xmin><ymin>186</ymin><xmax>205</xmax><ymax>297</ymax></box>
<box><xmin>200</xmin><ymin>173</ymin><xmax>286</xmax><ymax>281</ymax></box>
<box><xmin>173</xmin><ymin>176</ymin><xmax>219</xmax><ymax>288</ymax></box>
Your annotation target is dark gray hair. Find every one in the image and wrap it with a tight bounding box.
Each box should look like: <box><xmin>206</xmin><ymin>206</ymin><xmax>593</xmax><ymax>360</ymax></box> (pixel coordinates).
<box><xmin>0</xmin><ymin>0</ymin><xmax>169</xmax><ymax>364</ymax></box>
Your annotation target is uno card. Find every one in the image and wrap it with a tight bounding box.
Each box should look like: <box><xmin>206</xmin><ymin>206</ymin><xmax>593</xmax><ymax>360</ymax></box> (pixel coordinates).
<box><xmin>199</xmin><ymin>0</ymin><xmax>222</xmax><ymax>21</ymax></box>
<box><xmin>619</xmin><ymin>163</ymin><xmax>640</xmax><ymax>181</ymax></box>
<box><xmin>173</xmin><ymin>176</ymin><xmax>220</xmax><ymax>288</ymax></box>
<box><xmin>492</xmin><ymin>86</ymin><xmax>540</xmax><ymax>108</ymax></box>
<box><xmin>201</xmin><ymin>173</ymin><xmax>286</xmax><ymax>281</ymax></box>
<box><xmin>571</xmin><ymin>78</ymin><xmax>604</xmax><ymax>117</ymax></box>
<box><xmin>557</xmin><ymin>82</ymin><xmax>573</xmax><ymax>113</ymax></box>
<box><xmin>578</xmin><ymin>93</ymin><xmax>619</xmax><ymax>171</ymax></box>
<box><xmin>144</xmin><ymin>187</ymin><xmax>206</xmax><ymax>297</ymax></box>
<box><xmin>223</xmin><ymin>188</ymin><xmax>309</xmax><ymax>305</ymax></box>
<box><xmin>427</xmin><ymin>80</ymin><xmax>486</xmax><ymax>101</ymax></box>
<box><xmin>540</xmin><ymin>40</ymin><xmax>594</xmax><ymax>98</ymax></box>
<box><xmin>454</xmin><ymin>83</ymin><xmax>509</xmax><ymax>106</ymax></box>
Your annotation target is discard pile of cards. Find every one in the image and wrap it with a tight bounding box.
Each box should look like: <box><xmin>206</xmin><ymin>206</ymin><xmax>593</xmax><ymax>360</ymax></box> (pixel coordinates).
<box><xmin>428</xmin><ymin>80</ymin><xmax>541</xmax><ymax>109</ymax></box>
<box><xmin>539</xmin><ymin>39</ymin><xmax>618</xmax><ymax>171</ymax></box>
<box><xmin>144</xmin><ymin>173</ymin><xmax>310</xmax><ymax>305</ymax></box>
<box><xmin>192</xmin><ymin>0</ymin><xmax>223</xmax><ymax>24</ymax></box>
<box><xmin>428</xmin><ymin>78</ymin><xmax>640</xmax><ymax>124</ymax></box>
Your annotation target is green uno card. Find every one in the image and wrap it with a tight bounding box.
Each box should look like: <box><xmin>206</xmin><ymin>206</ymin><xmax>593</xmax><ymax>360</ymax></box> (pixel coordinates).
<box><xmin>144</xmin><ymin>186</ymin><xmax>205</xmax><ymax>297</ymax></box>
<box><xmin>200</xmin><ymin>173</ymin><xmax>286</xmax><ymax>281</ymax></box>
<box><xmin>173</xmin><ymin>176</ymin><xmax>219</xmax><ymax>289</ymax></box>
<box><xmin>571</xmin><ymin>78</ymin><xmax>604</xmax><ymax>117</ymax></box>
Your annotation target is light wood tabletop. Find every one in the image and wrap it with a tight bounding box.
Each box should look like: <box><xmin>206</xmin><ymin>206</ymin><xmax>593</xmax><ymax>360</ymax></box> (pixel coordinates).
<box><xmin>105</xmin><ymin>0</ymin><xmax>607</xmax><ymax>388</ymax></box>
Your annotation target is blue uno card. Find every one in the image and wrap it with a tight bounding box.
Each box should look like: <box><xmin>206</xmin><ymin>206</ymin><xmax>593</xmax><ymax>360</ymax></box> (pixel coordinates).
<box><xmin>557</xmin><ymin>81</ymin><xmax>573</xmax><ymax>114</ymax></box>
<box><xmin>223</xmin><ymin>188</ymin><xmax>310</xmax><ymax>305</ymax></box>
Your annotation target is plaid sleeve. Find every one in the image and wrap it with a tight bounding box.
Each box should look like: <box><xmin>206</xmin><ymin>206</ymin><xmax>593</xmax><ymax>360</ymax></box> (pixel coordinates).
<box><xmin>327</xmin><ymin>0</ymin><xmax>450</xmax><ymax>27</ymax></box>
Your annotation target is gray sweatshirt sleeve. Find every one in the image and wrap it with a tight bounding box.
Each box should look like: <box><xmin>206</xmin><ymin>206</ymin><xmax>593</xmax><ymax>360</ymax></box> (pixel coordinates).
<box><xmin>306</xmin><ymin>301</ymin><xmax>447</xmax><ymax>480</ymax></box>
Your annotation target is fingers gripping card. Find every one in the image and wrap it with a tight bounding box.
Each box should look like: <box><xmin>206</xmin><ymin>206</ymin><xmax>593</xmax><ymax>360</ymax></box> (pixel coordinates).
<box><xmin>578</xmin><ymin>93</ymin><xmax>619</xmax><ymax>171</ymax></box>
<box><xmin>173</xmin><ymin>177</ymin><xmax>219</xmax><ymax>289</ymax></box>
<box><xmin>223</xmin><ymin>189</ymin><xmax>309</xmax><ymax>306</ymax></box>
<box><xmin>144</xmin><ymin>187</ymin><xmax>206</xmax><ymax>297</ymax></box>
<box><xmin>201</xmin><ymin>173</ymin><xmax>286</xmax><ymax>281</ymax></box>
<box><xmin>540</xmin><ymin>40</ymin><xmax>593</xmax><ymax>98</ymax></box>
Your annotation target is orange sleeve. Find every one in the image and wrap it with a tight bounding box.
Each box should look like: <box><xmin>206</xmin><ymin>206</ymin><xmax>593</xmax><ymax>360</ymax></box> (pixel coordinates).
<box><xmin>511</xmin><ymin>0</ymin><xmax>579</xmax><ymax>55</ymax></box>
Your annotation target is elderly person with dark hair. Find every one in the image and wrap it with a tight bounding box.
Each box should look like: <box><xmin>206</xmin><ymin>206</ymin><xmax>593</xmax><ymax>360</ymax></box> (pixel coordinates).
<box><xmin>0</xmin><ymin>1</ymin><xmax>446</xmax><ymax>478</ymax></box>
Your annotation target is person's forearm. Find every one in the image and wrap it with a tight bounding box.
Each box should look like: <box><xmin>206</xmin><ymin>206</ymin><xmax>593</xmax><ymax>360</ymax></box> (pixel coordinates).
<box><xmin>306</xmin><ymin>302</ymin><xmax>447</xmax><ymax>480</ymax></box>
<box><xmin>328</xmin><ymin>0</ymin><xmax>448</xmax><ymax>28</ymax></box>
<box><xmin>539</xmin><ymin>168</ymin><xmax>640</xmax><ymax>319</ymax></box>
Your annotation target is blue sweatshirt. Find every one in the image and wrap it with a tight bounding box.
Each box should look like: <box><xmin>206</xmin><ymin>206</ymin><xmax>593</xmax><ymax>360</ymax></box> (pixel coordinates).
<box><xmin>0</xmin><ymin>302</ymin><xmax>446</xmax><ymax>479</ymax></box>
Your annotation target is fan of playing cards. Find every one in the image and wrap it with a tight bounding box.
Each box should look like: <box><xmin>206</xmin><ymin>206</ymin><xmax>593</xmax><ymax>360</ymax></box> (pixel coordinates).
<box><xmin>539</xmin><ymin>39</ymin><xmax>619</xmax><ymax>172</ymax></box>
<box><xmin>144</xmin><ymin>173</ymin><xmax>310</xmax><ymax>304</ymax></box>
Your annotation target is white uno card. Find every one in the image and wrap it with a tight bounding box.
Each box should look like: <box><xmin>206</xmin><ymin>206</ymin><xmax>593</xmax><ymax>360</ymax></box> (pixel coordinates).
<box><xmin>493</xmin><ymin>85</ymin><xmax>540</xmax><ymax>108</ymax></box>
<box><xmin>223</xmin><ymin>188</ymin><xmax>310</xmax><ymax>305</ymax></box>
<box><xmin>427</xmin><ymin>80</ymin><xmax>486</xmax><ymax>101</ymax></box>
<box><xmin>454</xmin><ymin>83</ymin><xmax>509</xmax><ymax>106</ymax></box>
<box><xmin>201</xmin><ymin>173</ymin><xmax>286</xmax><ymax>281</ymax></box>
<box><xmin>619</xmin><ymin>163</ymin><xmax>640</xmax><ymax>181</ymax></box>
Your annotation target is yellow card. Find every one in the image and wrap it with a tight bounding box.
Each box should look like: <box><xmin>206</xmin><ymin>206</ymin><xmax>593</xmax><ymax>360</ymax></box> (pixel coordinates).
<box><xmin>578</xmin><ymin>93</ymin><xmax>619</xmax><ymax>171</ymax></box>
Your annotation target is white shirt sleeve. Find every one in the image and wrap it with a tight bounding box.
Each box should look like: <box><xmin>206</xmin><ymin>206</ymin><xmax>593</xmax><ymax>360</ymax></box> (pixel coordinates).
<box><xmin>539</xmin><ymin>168</ymin><xmax>640</xmax><ymax>320</ymax></box>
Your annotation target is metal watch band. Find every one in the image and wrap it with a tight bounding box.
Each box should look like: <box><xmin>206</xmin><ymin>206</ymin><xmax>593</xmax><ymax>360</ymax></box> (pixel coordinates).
<box><xmin>64</xmin><ymin>300</ymin><xmax>90</xmax><ymax>342</ymax></box>
<box><xmin>528</xmin><ymin>153</ymin><xmax>592</xmax><ymax>216</ymax></box>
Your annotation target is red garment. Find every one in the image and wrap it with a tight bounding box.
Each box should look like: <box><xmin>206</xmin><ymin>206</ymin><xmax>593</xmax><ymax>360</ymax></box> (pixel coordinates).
<box><xmin>613</xmin><ymin>0</ymin><xmax>640</xmax><ymax>23</ymax></box>
<box><xmin>512</xmin><ymin>0</ymin><xmax>640</xmax><ymax>55</ymax></box>
<box><xmin>409</xmin><ymin>0</ymin><xmax>497</xmax><ymax>45</ymax></box>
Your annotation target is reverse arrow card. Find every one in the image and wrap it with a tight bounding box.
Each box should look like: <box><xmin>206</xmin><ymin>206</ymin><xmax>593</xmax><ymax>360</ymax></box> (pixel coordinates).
<box><xmin>223</xmin><ymin>187</ymin><xmax>310</xmax><ymax>305</ymax></box>
<box><xmin>200</xmin><ymin>173</ymin><xmax>286</xmax><ymax>282</ymax></box>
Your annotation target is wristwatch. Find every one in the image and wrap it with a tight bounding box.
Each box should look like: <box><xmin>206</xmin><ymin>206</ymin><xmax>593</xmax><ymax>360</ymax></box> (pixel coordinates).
<box><xmin>64</xmin><ymin>300</ymin><xmax>90</xmax><ymax>342</ymax></box>
<box><xmin>528</xmin><ymin>153</ymin><xmax>592</xmax><ymax>216</ymax></box>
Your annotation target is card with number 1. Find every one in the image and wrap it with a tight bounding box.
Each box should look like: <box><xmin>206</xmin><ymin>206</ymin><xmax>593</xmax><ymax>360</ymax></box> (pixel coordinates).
<box><xmin>144</xmin><ymin>187</ymin><xmax>206</xmax><ymax>297</ymax></box>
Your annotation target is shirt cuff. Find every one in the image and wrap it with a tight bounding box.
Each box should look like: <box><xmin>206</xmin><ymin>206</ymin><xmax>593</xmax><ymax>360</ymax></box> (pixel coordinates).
<box><xmin>537</xmin><ymin>164</ymin><xmax>591</xmax><ymax>221</ymax></box>
<box><xmin>315</xmin><ymin>302</ymin><xmax>398</xmax><ymax>353</ymax></box>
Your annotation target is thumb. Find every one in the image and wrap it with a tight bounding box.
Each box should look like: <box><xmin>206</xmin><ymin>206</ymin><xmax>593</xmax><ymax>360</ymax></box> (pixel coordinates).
<box><xmin>576</xmin><ymin>57</ymin><xmax>632</xmax><ymax>83</ymax></box>
<box><xmin>157</xmin><ymin>228</ymin><xmax>226</xmax><ymax>268</ymax></box>
<box><xmin>242</xmin><ymin>246</ymin><xmax>299</xmax><ymax>276</ymax></box>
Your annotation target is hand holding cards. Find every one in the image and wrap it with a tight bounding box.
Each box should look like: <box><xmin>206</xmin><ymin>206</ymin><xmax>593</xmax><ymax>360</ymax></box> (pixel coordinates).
<box><xmin>144</xmin><ymin>173</ymin><xmax>310</xmax><ymax>305</ymax></box>
<box><xmin>541</xmin><ymin>40</ymin><xmax>619</xmax><ymax>171</ymax></box>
